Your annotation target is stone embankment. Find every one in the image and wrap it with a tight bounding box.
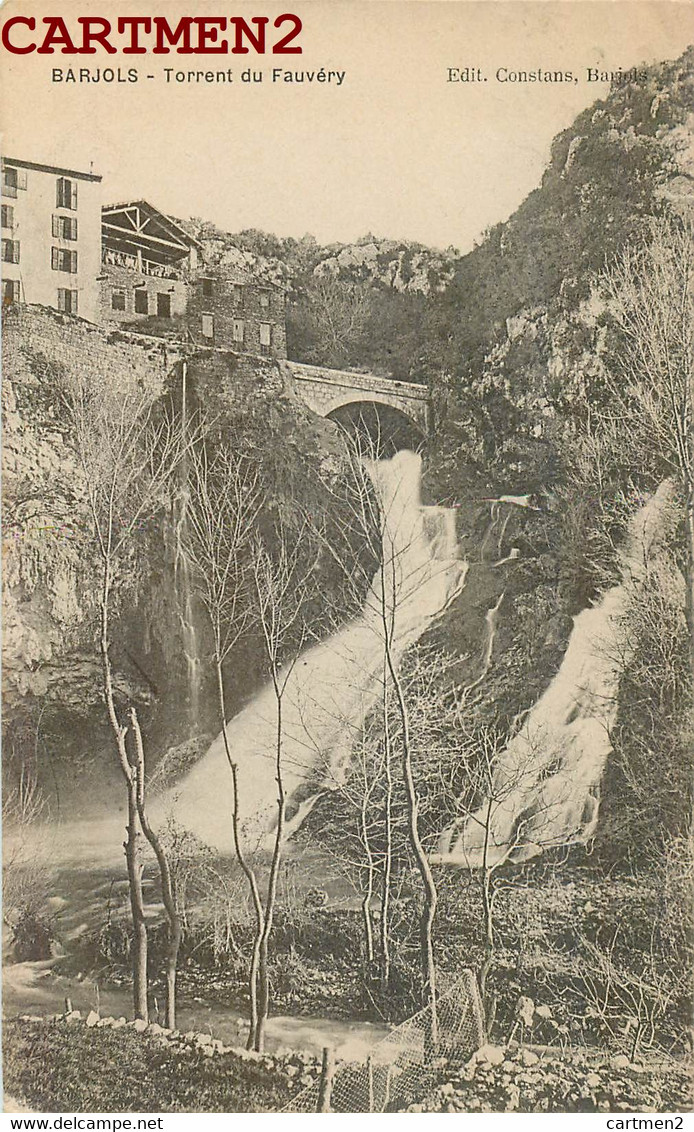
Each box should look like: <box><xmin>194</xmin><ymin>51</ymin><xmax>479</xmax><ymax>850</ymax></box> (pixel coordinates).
<box><xmin>15</xmin><ymin>1009</ymin><xmax>323</xmax><ymax>1090</ymax></box>
<box><xmin>405</xmin><ymin>1041</ymin><xmax>692</xmax><ymax>1113</ymax></box>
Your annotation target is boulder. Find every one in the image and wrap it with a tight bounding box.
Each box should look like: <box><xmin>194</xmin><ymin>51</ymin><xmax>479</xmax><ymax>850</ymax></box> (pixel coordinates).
<box><xmin>471</xmin><ymin>1044</ymin><xmax>506</xmax><ymax>1067</ymax></box>
<box><xmin>610</xmin><ymin>1054</ymin><xmax>631</xmax><ymax>1071</ymax></box>
<box><xmin>520</xmin><ymin>1049</ymin><xmax>539</xmax><ymax>1066</ymax></box>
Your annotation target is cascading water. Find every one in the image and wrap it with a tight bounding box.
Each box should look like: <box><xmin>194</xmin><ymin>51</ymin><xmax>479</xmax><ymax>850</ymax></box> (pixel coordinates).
<box><xmin>173</xmin><ymin>361</ymin><xmax>201</xmax><ymax>734</ymax></box>
<box><xmin>156</xmin><ymin>449</ymin><xmax>468</xmax><ymax>851</ymax></box>
<box><xmin>16</xmin><ymin>448</ymin><xmax>464</xmax><ymax>866</ymax></box>
<box><xmin>431</xmin><ymin>481</ymin><xmax>678</xmax><ymax>869</ymax></box>
<box><xmin>173</xmin><ymin>483</ymin><xmax>201</xmax><ymax>734</ymax></box>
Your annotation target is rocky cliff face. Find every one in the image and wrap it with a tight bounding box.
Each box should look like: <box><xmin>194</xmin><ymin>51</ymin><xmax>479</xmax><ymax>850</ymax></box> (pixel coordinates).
<box><xmin>312</xmin><ymin>238</ymin><xmax>457</xmax><ymax>295</ymax></box>
<box><xmin>413</xmin><ymin>52</ymin><xmax>694</xmax><ymax>845</ymax></box>
<box><xmin>1</xmin><ymin>306</ymin><xmax>351</xmax><ymax>812</ymax></box>
<box><xmin>3</xmin><ymin>309</ymin><xmax>171</xmax><ymax>718</ymax></box>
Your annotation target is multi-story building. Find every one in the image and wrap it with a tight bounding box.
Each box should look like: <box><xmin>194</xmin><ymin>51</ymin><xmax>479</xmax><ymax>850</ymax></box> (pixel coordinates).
<box><xmin>1</xmin><ymin>157</ymin><xmax>102</xmax><ymax>322</ymax></box>
<box><xmin>187</xmin><ymin>268</ymin><xmax>287</xmax><ymax>358</ymax></box>
<box><xmin>99</xmin><ymin>200</ymin><xmax>199</xmax><ymax>329</ymax></box>
<box><xmin>99</xmin><ymin>200</ymin><xmax>286</xmax><ymax>358</ymax></box>
<box><xmin>2</xmin><ymin>163</ymin><xmax>287</xmax><ymax>360</ymax></box>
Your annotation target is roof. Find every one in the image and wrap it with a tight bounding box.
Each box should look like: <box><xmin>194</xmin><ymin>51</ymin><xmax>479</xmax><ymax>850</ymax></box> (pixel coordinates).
<box><xmin>2</xmin><ymin>156</ymin><xmax>102</xmax><ymax>182</ymax></box>
<box><xmin>200</xmin><ymin>265</ymin><xmax>287</xmax><ymax>290</ymax></box>
<box><xmin>102</xmin><ymin>201</ymin><xmax>201</xmax><ymax>249</ymax></box>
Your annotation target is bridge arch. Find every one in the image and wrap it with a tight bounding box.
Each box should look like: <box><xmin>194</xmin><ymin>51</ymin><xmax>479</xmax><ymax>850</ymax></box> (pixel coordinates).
<box><xmin>326</xmin><ymin>399</ymin><xmax>424</xmax><ymax>455</ymax></box>
<box><xmin>286</xmin><ymin>360</ymin><xmax>430</xmax><ymax>448</ymax></box>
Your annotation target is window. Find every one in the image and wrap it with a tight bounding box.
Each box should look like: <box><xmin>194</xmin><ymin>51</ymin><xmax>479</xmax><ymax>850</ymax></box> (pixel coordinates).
<box><xmin>111</xmin><ymin>289</ymin><xmax>126</xmax><ymax>311</ymax></box>
<box><xmin>56</xmin><ymin>177</ymin><xmax>78</xmax><ymax>210</ymax></box>
<box><xmin>1</xmin><ymin>205</ymin><xmax>14</xmax><ymax>229</ymax></box>
<box><xmin>202</xmin><ymin>278</ymin><xmax>214</xmax><ymax>298</ymax></box>
<box><xmin>259</xmin><ymin>322</ymin><xmax>272</xmax><ymax>356</ymax></box>
<box><xmin>134</xmin><ymin>289</ymin><xmax>149</xmax><ymax>315</ymax></box>
<box><xmin>2</xmin><ymin>167</ymin><xmax>17</xmax><ymax>198</ymax></box>
<box><xmin>201</xmin><ymin>313</ymin><xmax>214</xmax><ymax>339</ymax></box>
<box><xmin>233</xmin><ymin>284</ymin><xmax>244</xmax><ymax>307</ymax></box>
<box><xmin>232</xmin><ymin>318</ymin><xmax>244</xmax><ymax>344</ymax></box>
<box><xmin>57</xmin><ymin>288</ymin><xmax>78</xmax><ymax>314</ymax></box>
<box><xmin>51</xmin><ymin>247</ymin><xmax>77</xmax><ymax>272</ymax></box>
<box><xmin>2</xmin><ymin>279</ymin><xmax>20</xmax><ymax>305</ymax></box>
<box><xmin>260</xmin><ymin>291</ymin><xmax>270</xmax><ymax>309</ymax></box>
<box><xmin>2</xmin><ymin>238</ymin><xmax>20</xmax><ymax>263</ymax></box>
<box><xmin>52</xmin><ymin>215</ymin><xmax>78</xmax><ymax>240</ymax></box>
<box><xmin>157</xmin><ymin>292</ymin><xmax>172</xmax><ymax>318</ymax></box>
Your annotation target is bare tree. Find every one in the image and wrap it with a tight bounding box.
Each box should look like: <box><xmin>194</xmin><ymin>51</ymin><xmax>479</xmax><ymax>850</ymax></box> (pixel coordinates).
<box><xmin>184</xmin><ymin>436</ymin><xmax>266</xmax><ymax>1045</ymax></box>
<box><xmin>601</xmin><ymin>215</ymin><xmax>694</xmax><ymax>664</ymax></box>
<box><xmin>300</xmin><ymin>274</ymin><xmax>374</xmax><ymax>367</ymax></box>
<box><xmin>251</xmin><ymin>529</ymin><xmax>313</xmax><ymax>1051</ymax></box>
<box><xmin>304</xmin><ymin>432</ymin><xmax>467</xmax><ymax>1033</ymax></box>
<box><xmin>64</xmin><ymin>373</ymin><xmax>183</xmax><ymax>1022</ymax></box>
<box><xmin>2</xmin><ymin>752</ymin><xmax>49</xmax><ymax>948</ymax></box>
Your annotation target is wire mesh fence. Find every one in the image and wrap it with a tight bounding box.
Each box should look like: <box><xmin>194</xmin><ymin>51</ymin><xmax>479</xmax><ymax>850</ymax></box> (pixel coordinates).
<box><xmin>283</xmin><ymin>968</ymin><xmax>485</xmax><ymax>1113</ymax></box>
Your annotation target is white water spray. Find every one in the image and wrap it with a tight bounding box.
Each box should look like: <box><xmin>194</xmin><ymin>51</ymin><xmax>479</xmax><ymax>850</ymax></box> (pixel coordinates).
<box><xmin>431</xmin><ymin>481</ymin><xmax>678</xmax><ymax>868</ymax></box>
<box><xmin>158</xmin><ymin>449</ymin><xmax>467</xmax><ymax>851</ymax></box>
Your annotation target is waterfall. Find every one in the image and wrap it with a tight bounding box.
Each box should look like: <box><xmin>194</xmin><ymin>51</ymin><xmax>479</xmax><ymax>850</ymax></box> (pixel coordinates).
<box><xmin>173</xmin><ymin>361</ymin><xmax>201</xmax><ymax>734</ymax></box>
<box><xmin>173</xmin><ymin>484</ymin><xmax>201</xmax><ymax>734</ymax></box>
<box><xmin>158</xmin><ymin>449</ymin><xmax>467</xmax><ymax>852</ymax></box>
<box><xmin>431</xmin><ymin>481</ymin><xmax>678</xmax><ymax>869</ymax></box>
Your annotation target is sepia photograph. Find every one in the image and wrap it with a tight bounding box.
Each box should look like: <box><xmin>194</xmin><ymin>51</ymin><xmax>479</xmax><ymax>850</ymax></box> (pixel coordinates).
<box><xmin>0</xmin><ymin>0</ymin><xmax>693</xmax><ymax>1117</ymax></box>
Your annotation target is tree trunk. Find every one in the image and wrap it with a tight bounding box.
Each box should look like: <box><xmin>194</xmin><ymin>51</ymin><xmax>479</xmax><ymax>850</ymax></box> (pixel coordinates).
<box><xmin>359</xmin><ymin>780</ymin><xmax>376</xmax><ymax>965</ymax></box>
<box><xmin>377</xmin><ymin>540</ymin><xmax>438</xmax><ymax>1042</ymax></box>
<box><xmin>253</xmin><ymin>687</ymin><xmax>285</xmax><ymax>1053</ymax></box>
<box><xmin>379</xmin><ymin>667</ymin><xmax>393</xmax><ymax>989</ymax></box>
<box><xmin>479</xmin><ymin>796</ymin><xmax>495</xmax><ymax>1025</ymax></box>
<box><xmin>216</xmin><ymin>663</ymin><xmax>264</xmax><ymax>1048</ymax></box>
<box><xmin>246</xmin><ymin>927</ymin><xmax>263</xmax><ymax>1051</ymax></box>
<box><xmin>125</xmin><ymin>786</ymin><xmax>149</xmax><ymax>1021</ymax></box>
<box><xmin>255</xmin><ymin>937</ymin><xmax>270</xmax><ymax>1052</ymax></box>
<box><xmin>385</xmin><ymin>640</ymin><xmax>438</xmax><ymax>1045</ymax></box>
<box><xmin>685</xmin><ymin>484</ymin><xmax>694</xmax><ymax>680</ymax></box>
<box><xmin>100</xmin><ymin>568</ymin><xmax>148</xmax><ymax>1022</ymax></box>
<box><xmin>317</xmin><ymin>1047</ymin><xmax>336</xmax><ymax>1113</ymax></box>
<box><xmin>130</xmin><ymin>708</ymin><xmax>182</xmax><ymax>1031</ymax></box>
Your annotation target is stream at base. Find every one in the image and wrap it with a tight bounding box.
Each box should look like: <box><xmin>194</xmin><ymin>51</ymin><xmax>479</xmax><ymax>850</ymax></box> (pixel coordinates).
<box><xmin>2</xmin><ymin>960</ymin><xmax>390</xmax><ymax>1059</ymax></box>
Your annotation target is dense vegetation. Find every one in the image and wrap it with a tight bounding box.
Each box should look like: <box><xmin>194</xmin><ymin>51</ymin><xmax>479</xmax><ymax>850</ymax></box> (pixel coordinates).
<box><xmin>3</xmin><ymin>48</ymin><xmax>693</xmax><ymax>1112</ymax></box>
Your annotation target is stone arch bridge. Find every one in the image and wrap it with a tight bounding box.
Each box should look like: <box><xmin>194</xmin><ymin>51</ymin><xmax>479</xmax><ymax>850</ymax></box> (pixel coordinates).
<box><xmin>286</xmin><ymin>361</ymin><xmax>430</xmax><ymax>448</ymax></box>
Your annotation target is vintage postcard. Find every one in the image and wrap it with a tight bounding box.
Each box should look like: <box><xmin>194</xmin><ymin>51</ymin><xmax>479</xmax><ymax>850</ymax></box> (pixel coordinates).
<box><xmin>1</xmin><ymin>0</ymin><xmax>692</xmax><ymax>1117</ymax></box>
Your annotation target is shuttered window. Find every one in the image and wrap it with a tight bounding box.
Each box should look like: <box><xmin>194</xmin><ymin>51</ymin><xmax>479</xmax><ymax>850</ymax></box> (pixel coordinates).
<box><xmin>2</xmin><ymin>238</ymin><xmax>20</xmax><ymax>263</ymax></box>
<box><xmin>51</xmin><ymin>247</ymin><xmax>77</xmax><ymax>272</ymax></box>
<box><xmin>3</xmin><ymin>279</ymin><xmax>21</xmax><ymax>304</ymax></box>
<box><xmin>56</xmin><ymin>177</ymin><xmax>78</xmax><ymax>210</ymax></box>
<box><xmin>52</xmin><ymin>215</ymin><xmax>78</xmax><ymax>240</ymax></box>
<box><xmin>57</xmin><ymin>288</ymin><xmax>78</xmax><ymax>314</ymax></box>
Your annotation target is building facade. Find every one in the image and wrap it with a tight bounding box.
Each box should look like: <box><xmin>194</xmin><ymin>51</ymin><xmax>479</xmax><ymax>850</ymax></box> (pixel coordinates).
<box><xmin>99</xmin><ymin>201</ymin><xmax>198</xmax><ymax>330</ymax></box>
<box><xmin>186</xmin><ymin>269</ymin><xmax>287</xmax><ymax>358</ymax></box>
<box><xmin>1</xmin><ymin>157</ymin><xmax>102</xmax><ymax>322</ymax></box>
<box><xmin>1</xmin><ymin>164</ymin><xmax>287</xmax><ymax>361</ymax></box>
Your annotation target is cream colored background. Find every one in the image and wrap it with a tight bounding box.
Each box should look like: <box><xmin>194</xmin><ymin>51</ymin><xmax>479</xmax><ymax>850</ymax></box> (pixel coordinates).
<box><xmin>0</xmin><ymin>1</ymin><xmax>692</xmax><ymax>249</ymax></box>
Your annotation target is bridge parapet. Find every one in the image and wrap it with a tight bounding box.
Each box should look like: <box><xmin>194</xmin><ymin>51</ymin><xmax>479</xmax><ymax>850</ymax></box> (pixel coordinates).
<box><xmin>286</xmin><ymin>360</ymin><xmax>430</xmax><ymax>433</ymax></box>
